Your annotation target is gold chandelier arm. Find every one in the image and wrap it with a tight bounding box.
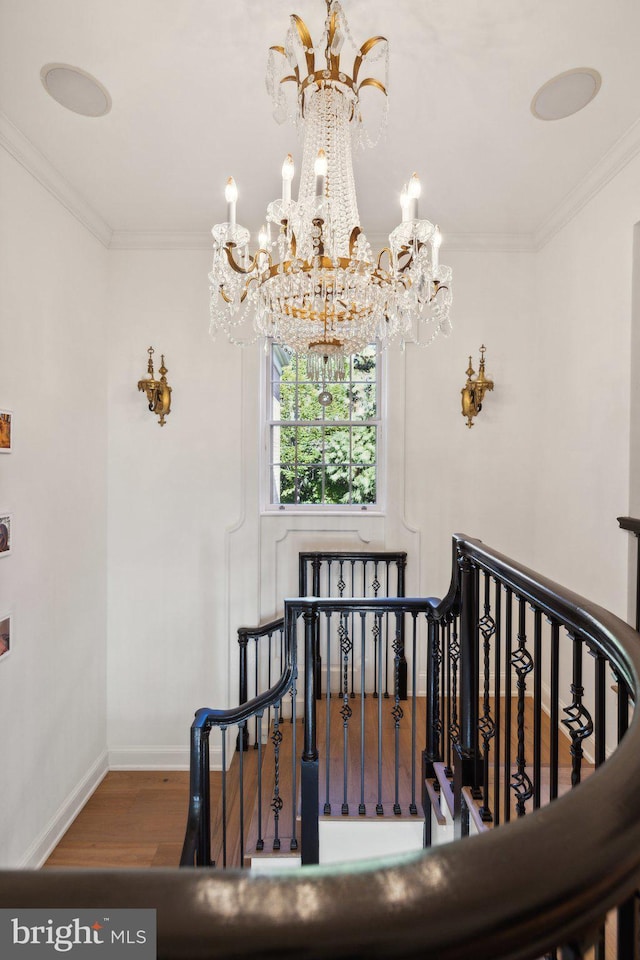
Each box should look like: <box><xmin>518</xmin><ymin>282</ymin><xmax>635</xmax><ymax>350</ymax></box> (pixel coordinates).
<box><xmin>327</xmin><ymin>9</ymin><xmax>341</xmax><ymax>73</ymax></box>
<box><xmin>396</xmin><ymin>247</ymin><xmax>414</xmax><ymax>274</ymax></box>
<box><xmin>224</xmin><ymin>244</ymin><xmax>259</xmax><ymax>276</ymax></box>
<box><xmin>352</xmin><ymin>36</ymin><xmax>387</xmax><ymax>85</ymax></box>
<box><xmin>376</xmin><ymin>247</ymin><xmax>392</xmax><ymax>272</ymax></box>
<box><xmin>348</xmin><ymin>226</ymin><xmax>362</xmax><ymax>256</ymax></box>
<box><xmin>357</xmin><ymin>77</ymin><xmax>387</xmax><ymax>97</ymax></box>
<box><xmin>270</xmin><ymin>45</ymin><xmax>299</xmax><ymax>84</ymax></box>
<box><xmin>291</xmin><ymin>15</ymin><xmax>316</xmax><ymax>75</ymax></box>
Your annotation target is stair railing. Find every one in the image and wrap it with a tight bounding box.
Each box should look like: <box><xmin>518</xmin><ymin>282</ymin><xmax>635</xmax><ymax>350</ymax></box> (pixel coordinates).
<box><xmin>6</xmin><ymin>534</ymin><xmax>640</xmax><ymax>959</ymax></box>
<box><xmin>238</xmin><ymin>551</ymin><xmax>407</xmax><ymax>714</ymax></box>
<box><xmin>181</xmin><ymin>608</ymin><xmax>298</xmax><ymax>868</ymax></box>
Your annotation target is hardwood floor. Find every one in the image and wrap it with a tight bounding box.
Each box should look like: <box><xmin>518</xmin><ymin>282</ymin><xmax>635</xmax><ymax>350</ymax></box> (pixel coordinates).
<box><xmin>45</xmin><ymin>695</ymin><xmax>584</xmax><ymax>869</ymax></box>
<box><xmin>44</xmin><ymin>771</ymin><xmax>193</xmax><ymax>869</ymax></box>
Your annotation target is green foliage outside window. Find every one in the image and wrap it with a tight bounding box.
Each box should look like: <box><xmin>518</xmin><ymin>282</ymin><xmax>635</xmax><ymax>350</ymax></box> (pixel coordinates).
<box><xmin>270</xmin><ymin>346</ymin><xmax>379</xmax><ymax>506</ymax></box>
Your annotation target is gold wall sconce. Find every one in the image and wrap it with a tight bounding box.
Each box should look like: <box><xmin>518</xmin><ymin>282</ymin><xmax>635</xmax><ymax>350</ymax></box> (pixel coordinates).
<box><xmin>138</xmin><ymin>347</ymin><xmax>172</xmax><ymax>427</ymax></box>
<box><xmin>461</xmin><ymin>345</ymin><xmax>494</xmax><ymax>428</ymax></box>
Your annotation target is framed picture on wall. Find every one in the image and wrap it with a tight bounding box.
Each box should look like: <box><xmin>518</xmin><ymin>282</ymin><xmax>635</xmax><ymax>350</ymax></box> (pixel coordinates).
<box><xmin>0</xmin><ymin>615</ymin><xmax>11</xmax><ymax>662</ymax></box>
<box><xmin>0</xmin><ymin>411</ymin><xmax>12</xmax><ymax>453</ymax></box>
<box><xmin>0</xmin><ymin>514</ymin><xmax>11</xmax><ymax>557</ymax></box>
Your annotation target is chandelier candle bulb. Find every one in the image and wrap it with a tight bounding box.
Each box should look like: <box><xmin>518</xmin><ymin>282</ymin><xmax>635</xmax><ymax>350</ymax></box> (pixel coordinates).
<box><xmin>314</xmin><ymin>149</ymin><xmax>328</xmax><ymax>198</ymax></box>
<box><xmin>225</xmin><ymin>177</ymin><xmax>237</xmax><ymax>227</ymax></box>
<box><xmin>282</xmin><ymin>154</ymin><xmax>294</xmax><ymax>202</ymax></box>
<box><xmin>407</xmin><ymin>173</ymin><xmax>421</xmax><ymax>220</ymax></box>
<box><xmin>400</xmin><ymin>184</ymin><xmax>409</xmax><ymax>223</ymax></box>
<box><xmin>432</xmin><ymin>226</ymin><xmax>442</xmax><ymax>270</ymax></box>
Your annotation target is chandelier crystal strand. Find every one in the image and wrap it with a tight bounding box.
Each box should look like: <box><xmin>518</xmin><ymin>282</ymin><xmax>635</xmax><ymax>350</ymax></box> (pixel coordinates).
<box><xmin>209</xmin><ymin>0</ymin><xmax>452</xmax><ymax>378</ymax></box>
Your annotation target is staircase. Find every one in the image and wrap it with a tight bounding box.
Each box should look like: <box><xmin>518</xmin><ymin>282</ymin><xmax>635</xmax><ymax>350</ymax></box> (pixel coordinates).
<box><xmin>7</xmin><ymin>532</ymin><xmax>640</xmax><ymax>959</ymax></box>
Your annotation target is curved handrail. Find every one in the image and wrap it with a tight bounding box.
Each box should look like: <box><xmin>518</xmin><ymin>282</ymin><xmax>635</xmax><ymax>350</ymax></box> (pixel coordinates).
<box><xmin>5</xmin><ymin>535</ymin><xmax>640</xmax><ymax>960</ymax></box>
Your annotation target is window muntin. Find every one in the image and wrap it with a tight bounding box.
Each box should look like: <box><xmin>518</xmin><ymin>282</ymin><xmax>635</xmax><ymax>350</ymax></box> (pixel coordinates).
<box><xmin>267</xmin><ymin>345</ymin><xmax>380</xmax><ymax>508</ymax></box>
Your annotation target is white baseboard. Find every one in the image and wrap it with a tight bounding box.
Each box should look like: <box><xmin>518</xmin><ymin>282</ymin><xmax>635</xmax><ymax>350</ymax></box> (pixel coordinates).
<box><xmin>108</xmin><ymin>745</ymin><xmax>224</xmax><ymax>771</ymax></box>
<box><xmin>20</xmin><ymin>750</ymin><xmax>109</xmax><ymax>869</ymax></box>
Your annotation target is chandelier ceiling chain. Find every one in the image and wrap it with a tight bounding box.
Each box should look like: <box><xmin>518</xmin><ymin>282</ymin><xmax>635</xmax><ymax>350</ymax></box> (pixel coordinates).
<box><xmin>208</xmin><ymin>0</ymin><xmax>453</xmax><ymax>380</ymax></box>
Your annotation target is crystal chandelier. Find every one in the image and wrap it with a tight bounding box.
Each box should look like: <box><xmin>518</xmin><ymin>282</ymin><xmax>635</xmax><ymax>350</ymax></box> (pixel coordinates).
<box><xmin>209</xmin><ymin>0</ymin><xmax>452</xmax><ymax>380</ymax></box>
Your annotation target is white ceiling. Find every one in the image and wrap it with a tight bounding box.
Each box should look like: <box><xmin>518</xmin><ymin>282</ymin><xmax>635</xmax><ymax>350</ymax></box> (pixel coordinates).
<box><xmin>2</xmin><ymin>0</ymin><xmax>640</xmax><ymax>244</ymax></box>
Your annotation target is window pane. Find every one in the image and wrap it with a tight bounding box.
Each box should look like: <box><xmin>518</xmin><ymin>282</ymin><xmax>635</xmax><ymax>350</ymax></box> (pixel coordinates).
<box><xmin>276</xmin><ymin>426</ymin><xmax>298</xmax><ymax>464</ymax></box>
<box><xmin>296</xmin><ymin>426</ymin><xmax>323</xmax><ymax>465</ymax></box>
<box><xmin>325</xmin><ymin>466</ymin><xmax>350</xmax><ymax>504</ymax></box>
<box><xmin>350</xmin><ymin>382</ymin><xmax>376</xmax><ymax>420</ymax></box>
<box><xmin>352</xmin><ymin>426</ymin><xmax>376</xmax><ymax>464</ymax></box>
<box><xmin>276</xmin><ymin>381</ymin><xmax>297</xmax><ymax>420</ymax></box>
<box><xmin>273</xmin><ymin>465</ymin><xmax>296</xmax><ymax>504</ymax></box>
<box><xmin>296</xmin><ymin>382</ymin><xmax>323</xmax><ymax>421</ymax></box>
<box><xmin>352</xmin><ymin>346</ymin><xmax>377</xmax><ymax>381</ymax></box>
<box><xmin>324</xmin><ymin>426</ymin><xmax>350</xmax><ymax>465</ymax></box>
<box><xmin>352</xmin><ymin>465</ymin><xmax>376</xmax><ymax>503</ymax></box>
<box><xmin>296</xmin><ymin>466</ymin><xmax>324</xmax><ymax>504</ymax></box>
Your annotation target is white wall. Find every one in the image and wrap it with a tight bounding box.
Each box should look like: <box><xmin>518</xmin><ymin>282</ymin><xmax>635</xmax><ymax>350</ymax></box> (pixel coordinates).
<box><xmin>0</xmin><ymin>148</ymin><xmax>109</xmax><ymax>866</ymax></box>
<box><xmin>106</xmin><ymin>249</ymin><xmax>243</xmax><ymax>767</ymax></box>
<box><xmin>533</xmin><ymin>151</ymin><xmax>640</xmax><ymax>619</ymax></box>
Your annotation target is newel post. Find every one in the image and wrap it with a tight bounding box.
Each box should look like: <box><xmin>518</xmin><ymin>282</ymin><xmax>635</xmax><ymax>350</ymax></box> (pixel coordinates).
<box><xmin>300</xmin><ymin>602</ymin><xmax>320</xmax><ymax>865</ymax></box>
<box><xmin>454</xmin><ymin>551</ymin><xmax>482</xmax><ymax>839</ymax></box>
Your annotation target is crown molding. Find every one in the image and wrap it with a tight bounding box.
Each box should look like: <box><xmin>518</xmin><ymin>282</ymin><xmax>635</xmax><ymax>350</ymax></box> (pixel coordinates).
<box><xmin>534</xmin><ymin>117</ymin><xmax>640</xmax><ymax>250</ymax></box>
<box><xmin>0</xmin><ymin>110</ymin><xmax>113</xmax><ymax>248</ymax></box>
<box><xmin>443</xmin><ymin>233</ymin><xmax>536</xmax><ymax>253</ymax></box>
<box><xmin>4</xmin><ymin>106</ymin><xmax>640</xmax><ymax>256</ymax></box>
<box><xmin>109</xmin><ymin>230</ymin><xmax>212</xmax><ymax>250</ymax></box>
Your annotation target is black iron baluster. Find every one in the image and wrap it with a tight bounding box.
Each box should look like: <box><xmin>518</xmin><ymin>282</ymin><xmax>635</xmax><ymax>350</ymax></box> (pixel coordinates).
<box><xmin>396</xmin><ymin>557</ymin><xmax>408</xmax><ymax>700</ymax></box>
<box><xmin>618</xmin><ymin>893</ymin><xmax>640</xmax><ymax>960</ymax></box>
<box><xmin>444</xmin><ymin>621</ymin><xmax>452</xmax><ymax>776</ymax></box>
<box><xmin>562</xmin><ymin>634</ymin><xmax>593</xmax><ymax>788</ymax></box>
<box><xmin>447</xmin><ymin>616</ymin><xmax>460</xmax><ymax>779</ymax></box>
<box><xmin>410</xmin><ymin>612</ymin><xmax>418</xmax><ymax>815</ymax></box>
<box><xmin>376</xmin><ymin>610</ymin><xmax>384</xmax><ymax>815</ymax></box>
<box><xmin>594</xmin><ymin>650</ymin><xmax>606</xmax><ymax>769</ymax></box>
<box><xmin>254</xmin><ymin>637</ymin><xmax>260</xmax><ymax>746</ymax></box>
<box><xmin>493</xmin><ymin>582</ymin><xmax>502</xmax><ymax>828</ymax></box>
<box><xmin>533</xmin><ymin>608</ymin><xmax>542</xmax><ymax>810</ymax></box>
<box><xmin>504</xmin><ymin>587</ymin><xmax>513</xmax><ymax>823</ymax></box>
<box><xmin>616</xmin><ymin>670</ymin><xmax>631</xmax><ymax>960</ymax></box>
<box><xmin>324</xmin><ymin>611</ymin><xmax>332</xmax><ymax>815</ymax></box>
<box><xmin>359</xmin><ymin>610</ymin><xmax>367</xmax><ymax>815</ymax></box>
<box><xmin>340</xmin><ymin>612</ymin><xmax>353</xmax><ymax>815</ymax></box>
<box><xmin>550</xmin><ymin>621</ymin><xmax>560</xmax><ymax>802</ymax></box>
<box><xmin>238</xmin><ymin>720</ymin><xmax>245</xmax><ymax>867</ymax></box>
<box><xmin>425</xmin><ymin>613</ymin><xmax>440</xmax><ymax>782</ymax></box>
<box><xmin>454</xmin><ymin>554</ymin><xmax>481</xmax><ymax>839</ymax></box>
<box><xmin>221</xmin><ymin>727</ymin><xmax>228</xmax><ymax>868</ymax></box>
<box><xmin>271</xmin><ymin>701</ymin><xmax>283</xmax><ymax>852</ymax></box>
<box><xmin>256</xmin><ymin>713</ymin><xmax>264</xmax><ymax>852</ymax></box>
<box><xmin>290</xmin><ymin>670</ymin><xmax>298</xmax><ymax>852</ymax></box>
<box><xmin>372</xmin><ymin>604</ymin><xmax>380</xmax><ymax>699</ymax></box>
<box><xmin>301</xmin><ymin>604</ymin><xmax>319</xmax><ymax>865</ymax></box>
<box><xmin>511</xmin><ymin>596</ymin><xmax>534</xmax><ymax>818</ymax></box>
<box><xmin>312</xmin><ymin>557</ymin><xmax>322</xmax><ymax>700</ymax></box>
<box><xmin>478</xmin><ymin>572</ymin><xmax>496</xmax><ymax>822</ymax></box>
<box><xmin>392</xmin><ymin>611</ymin><xmax>404</xmax><ymax>815</ymax></box>
<box><xmin>238</xmin><ymin>630</ymin><xmax>249</xmax><ymax>752</ymax></box>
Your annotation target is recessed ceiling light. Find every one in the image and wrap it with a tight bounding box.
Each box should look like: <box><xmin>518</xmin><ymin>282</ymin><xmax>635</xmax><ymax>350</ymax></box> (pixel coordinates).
<box><xmin>531</xmin><ymin>68</ymin><xmax>601</xmax><ymax>121</ymax></box>
<box><xmin>40</xmin><ymin>63</ymin><xmax>111</xmax><ymax>117</ymax></box>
